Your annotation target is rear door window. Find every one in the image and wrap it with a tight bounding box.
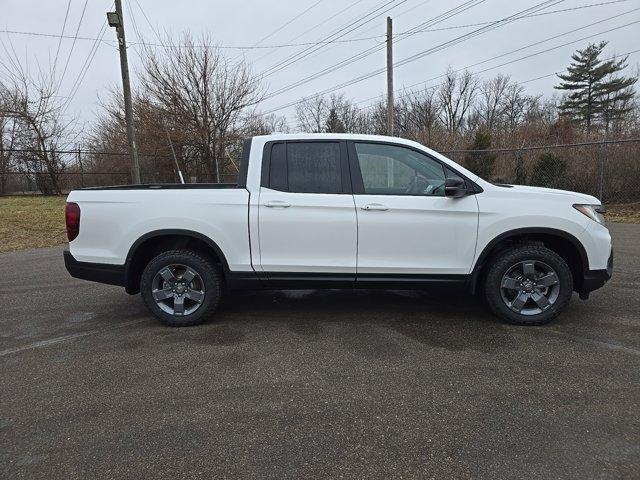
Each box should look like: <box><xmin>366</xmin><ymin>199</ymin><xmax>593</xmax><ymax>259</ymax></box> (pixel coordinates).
<box><xmin>266</xmin><ymin>141</ymin><xmax>343</xmax><ymax>194</ymax></box>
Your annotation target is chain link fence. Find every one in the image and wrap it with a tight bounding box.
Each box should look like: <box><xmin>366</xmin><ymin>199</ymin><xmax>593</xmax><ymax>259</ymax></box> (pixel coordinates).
<box><xmin>1</xmin><ymin>139</ymin><xmax>639</xmax><ymax>204</ymax></box>
<box><xmin>445</xmin><ymin>138</ymin><xmax>640</xmax><ymax>204</ymax></box>
<box><xmin>1</xmin><ymin>150</ymin><xmax>239</xmax><ymax>195</ymax></box>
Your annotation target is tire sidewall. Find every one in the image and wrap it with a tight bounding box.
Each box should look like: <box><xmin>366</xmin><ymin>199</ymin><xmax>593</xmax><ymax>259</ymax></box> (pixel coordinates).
<box><xmin>140</xmin><ymin>250</ymin><xmax>220</xmax><ymax>326</ymax></box>
<box><xmin>485</xmin><ymin>246</ymin><xmax>573</xmax><ymax>326</ymax></box>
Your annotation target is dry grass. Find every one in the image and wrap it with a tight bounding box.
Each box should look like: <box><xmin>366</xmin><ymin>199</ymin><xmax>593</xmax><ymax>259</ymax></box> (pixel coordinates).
<box><xmin>0</xmin><ymin>196</ymin><xmax>67</xmax><ymax>253</ymax></box>
<box><xmin>606</xmin><ymin>203</ymin><xmax>640</xmax><ymax>224</ymax></box>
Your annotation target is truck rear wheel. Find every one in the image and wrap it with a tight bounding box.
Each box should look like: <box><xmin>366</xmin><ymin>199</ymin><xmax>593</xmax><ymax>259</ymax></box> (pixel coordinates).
<box><xmin>484</xmin><ymin>244</ymin><xmax>573</xmax><ymax>326</ymax></box>
<box><xmin>140</xmin><ymin>249</ymin><xmax>221</xmax><ymax>327</ymax></box>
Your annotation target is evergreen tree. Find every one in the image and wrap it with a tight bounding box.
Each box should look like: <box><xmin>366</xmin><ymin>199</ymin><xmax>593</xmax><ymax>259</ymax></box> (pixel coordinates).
<box><xmin>530</xmin><ymin>153</ymin><xmax>567</xmax><ymax>188</ymax></box>
<box><xmin>555</xmin><ymin>41</ymin><xmax>637</xmax><ymax>131</ymax></box>
<box><xmin>464</xmin><ymin>131</ymin><xmax>497</xmax><ymax>179</ymax></box>
<box><xmin>325</xmin><ymin>108</ymin><xmax>345</xmax><ymax>133</ymax></box>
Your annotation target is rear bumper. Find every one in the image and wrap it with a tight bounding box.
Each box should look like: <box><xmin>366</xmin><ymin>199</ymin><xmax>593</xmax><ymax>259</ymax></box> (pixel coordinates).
<box><xmin>579</xmin><ymin>250</ymin><xmax>613</xmax><ymax>298</ymax></box>
<box><xmin>64</xmin><ymin>249</ymin><xmax>125</xmax><ymax>287</ymax></box>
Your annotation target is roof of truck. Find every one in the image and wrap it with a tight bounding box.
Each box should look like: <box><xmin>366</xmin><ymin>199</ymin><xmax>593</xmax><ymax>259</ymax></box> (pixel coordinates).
<box><xmin>253</xmin><ymin>133</ymin><xmax>420</xmax><ymax>145</ymax></box>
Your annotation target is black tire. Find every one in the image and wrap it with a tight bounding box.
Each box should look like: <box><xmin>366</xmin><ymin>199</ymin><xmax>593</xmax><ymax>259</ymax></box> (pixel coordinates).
<box><xmin>140</xmin><ymin>249</ymin><xmax>222</xmax><ymax>327</ymax></box>
<box><xmin>484</xmin><ymin>244</ymin><xmax>573</xmax><ymax>326</ymax></box>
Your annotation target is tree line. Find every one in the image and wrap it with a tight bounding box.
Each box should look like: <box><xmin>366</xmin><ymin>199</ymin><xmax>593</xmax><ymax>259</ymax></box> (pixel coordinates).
<box><xmin>0</xmin><ymin>36</ymin><xmax>637</xmax><ymax>194</ymax></box>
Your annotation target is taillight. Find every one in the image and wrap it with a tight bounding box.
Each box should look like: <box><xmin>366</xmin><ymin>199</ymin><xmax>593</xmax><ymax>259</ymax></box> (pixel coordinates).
<box><xmin>65</xmin><ymin>202</ymin><xmax>81</xmax><ymax>242</ymax></box>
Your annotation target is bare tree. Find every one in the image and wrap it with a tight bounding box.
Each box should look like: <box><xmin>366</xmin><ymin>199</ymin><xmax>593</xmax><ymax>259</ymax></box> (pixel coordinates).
<box><xmin>243</xmin><ymin>112</ymin><xmax>290</xmax><ymax>135</ymax></box>
<box><xmin>438</xmin><ymin>69</ymin><xmax>478</xmax><ymax>137</ymax></box>
<box><xmin>295</xmin><ymin>95</ymin><xmax>328</xmax><ymax>133</ymax></box>
<box><xmin>140</xmin><ymin>33</ymin><xmax>263</xmax><ymax>181</ymax></box>
<box><xmin>404</xmin><ymin>87</ymin><xmax>441</xmax><ymax>145</ymax></box>
<box><xmin>0</xmin><ymin>86</ymin><xmax>20</xmax><ymax>194</ymax></box>
<box><xmin>501</xmin><ymin>83</ymin><xmax>530</xmax><ymax>133</ymax></box>
<box><xmin>478</xmin><ymin>74</ymin><xmax>511</xmax><ymax>130</ymax></box>
<box><xmin>295</xmin><ymin>93</ymin><xmax>370</xmax><ymax>133</ymax></box>
<box><xmin>0</xmin><ymin>74</ymin><xmax>72</xmax><ymax>194</ymax></box>
<box><xmin>329</xmin><ymin>94</ymin><xmax>368</xmax><ymax>133</ymax></box>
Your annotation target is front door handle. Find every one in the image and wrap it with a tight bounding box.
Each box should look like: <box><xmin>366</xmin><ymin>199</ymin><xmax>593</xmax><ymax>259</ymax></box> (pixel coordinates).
<box><xmin>361</xmin><ymin>203</ymin><xmax>389</xmax><ymax>211</ymax></box>
<box><xmin>264</xmin><ymin>200</ymin><xmax>291</xmax><ymax>208</ymax></box>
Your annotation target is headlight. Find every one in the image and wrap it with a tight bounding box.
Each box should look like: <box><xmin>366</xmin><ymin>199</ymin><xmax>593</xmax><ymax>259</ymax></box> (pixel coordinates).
<box><xmin>573</xmin><ymin>204</ymin><xmax>606</xmax><ymax>225</ymax></box>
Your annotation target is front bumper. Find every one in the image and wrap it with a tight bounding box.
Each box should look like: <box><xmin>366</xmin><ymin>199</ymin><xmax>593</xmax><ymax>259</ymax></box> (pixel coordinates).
<box><xmin>579</xmin><ymin>250</ymin><xmax>613</xmax><ymax>299</ymax></box>
<box><xmin>64</xmin><ymin>249</ymin><xmax>126</xmax><ymax>287</ymax></box>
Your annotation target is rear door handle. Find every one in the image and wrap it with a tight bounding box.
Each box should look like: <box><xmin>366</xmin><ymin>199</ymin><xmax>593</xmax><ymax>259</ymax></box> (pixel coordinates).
<box><xmin>361</xmin><ymin>203</ymin><xmax>389</xmax><ymax>211</ymax></box>
<box><xmin>264</xmin><ymin>200</ymin><xmax>291</xmax><ymax>208</ymax></box>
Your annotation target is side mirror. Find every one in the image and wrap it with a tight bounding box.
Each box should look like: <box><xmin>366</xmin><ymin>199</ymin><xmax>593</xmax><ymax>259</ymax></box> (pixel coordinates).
<box><xmin>444</xmin><ymin>177</ymin><xmax>468</xmax><ymax>198</ymax></box>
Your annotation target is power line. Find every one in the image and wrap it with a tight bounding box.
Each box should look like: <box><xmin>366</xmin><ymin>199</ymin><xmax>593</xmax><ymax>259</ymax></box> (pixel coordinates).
<box><xmin>0</xmin><ymin>28</ymin><xmax>384</xmax><ymax>49</ymax></box>
<box><xmin>254</xmin><ymin>0</ymin><xmax>325</xmax><ymax>46</ymax></box>
<box><xmin>262</xmin><ymin>0</ymin><xmax>492</xmax><ymax>89</ymax></box>
<box><xmin>132</xmin><ymin>0</ymin><xmax>166</xmax><ymax>48</ymax></box>
<box><xmin>0</xmin><ymin>29</ymin><xmax>114</xmax><ymax>44</ymax></box>
<box><xmin>255</xmin><ymin>0</ymin><xmax>411</xmax><ymax>75</ymax></box>
<box><xmin>397</xmin><ymin>0</ymin><xmax>632</xmax><ymax>35</ymax></box>
<box><xmin>258</xmin><ymin>0</ymin><xmax>403</xmax><ymax>76</ymax></box>
<box><xmin>59</xmin><ymin>1</ymin><xmax>115</xmax><ymax>115</ymax></box>
<box><xmin>263</xmin><ymin>0</ymin><xmax>564</xmax><ymax>110</ymax></box>
<box><xmin>125</xmin><ymin>0</ymin><xmax>148</xmax><ymax>60</ymax></box>
<box><xmin>251</xmin><ymin>0</ymin><xmax>370</xmax><ymax>64</ymax></box>
<box><xmin>1</xmin><ymin>0</ymin><xmax>631</xmax><ymax>51</ymax></box>
<box><xmin>259</xmin><ymin>0</ymin><xmax>410</xmax><ymax>79</ymax></box>
<box><xmin>395</xmin><ymin>19</ymin><xmax>640</xmax><ymax>102</ymax></box>
<box><xmin>58</xmin><ymin>0</ymin><xmax>90</xmax><ymax>88</ymax></box>
<box><xmin>60</xmin><ymin>17</ymin><xmax>110</xmax><ymax>116</ymax></box>
<box><xmin>261</xmin><ymin>0</ymin><xmax>490</xmax><ymax>99</ymax></box>
<box><xmin>355</xmin><ymin>7</ymin><xmax>640</xmax><ymax>107</ymax></box>
<box><xmin>0</xmin><ymin>0</ymin><xmax>623</xmax><ymax>50</ymax></box>
<box><xmin>288</xmin><ymin>0</ymin><xmax>630</xmax><ymax>70</ymax></box>
<box><xmin>328</xmin><ymin>0</ymin><xmax>435</xmax><ymax>45</ymax></box>
<box><xmin>266</xmin><ymin>5</ymin><xmax>640</xmax><ymax>114</ymax></box>
<box><xmin>51</xmin><ymin>0</ymin><xmax>72</xmax><ymax>82</ymax></box>
<box><xmin>394</xmin><ymin>1</ymin><xmax>567</xmax><ymax>70</ymax></box>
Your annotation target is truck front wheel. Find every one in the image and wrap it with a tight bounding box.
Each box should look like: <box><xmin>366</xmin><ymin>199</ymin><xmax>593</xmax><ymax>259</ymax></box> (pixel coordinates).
<box><xmin>484</xmin><ymin>244</ymin><xmax>573</xmax><ymax>326</ymax></box>
<box><xmin>140</xmin><ymin>249</ymin><xmax>221</xmax><ymax>327</ymax></box>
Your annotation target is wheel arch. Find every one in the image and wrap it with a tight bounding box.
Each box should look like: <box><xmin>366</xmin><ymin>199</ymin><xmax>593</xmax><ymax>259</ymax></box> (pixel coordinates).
<box><xmin>124</xmin><ymin>229</ymin><xmax>230</xmax><ymax>294</ymax></box>
<box><xmin>470</xmin><ymin>227</ymin><xmax>589</xmax><ymax>295</ymax></box>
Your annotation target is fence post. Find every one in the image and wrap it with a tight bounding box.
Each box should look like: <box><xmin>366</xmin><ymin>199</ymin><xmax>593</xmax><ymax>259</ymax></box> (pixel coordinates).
<box><xmin>514</xmin><ymin>146</ymin><xmax>525</xmax><ymax>185</ymax></box>
<box><xmin>77</xmin><ymin>146</ymin><xmax>84</xmax><ymax>188</ymax></box>
<box><xmin>598</xmin><ymin>140</ymin><xmax>605</xmax><ymax>202</ymax></box>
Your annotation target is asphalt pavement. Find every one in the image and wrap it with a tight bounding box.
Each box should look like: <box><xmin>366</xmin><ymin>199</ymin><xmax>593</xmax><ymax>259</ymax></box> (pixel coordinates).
<box><xmin>1</xmin><ymin>224</ymin><xmax>639</xmax><ymax>479</ymax></box>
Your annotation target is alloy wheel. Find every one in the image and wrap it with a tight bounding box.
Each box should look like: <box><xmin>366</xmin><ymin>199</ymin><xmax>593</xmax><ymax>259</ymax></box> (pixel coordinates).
<box><xmin>151</xmin><ymin>264</ymin><xmax>205</xmax><ymax>316</ymax></box>
<box><xmin>500</xmin><ymin>260</ymin><xmax>560</xmax><ymax>316</ymax></box>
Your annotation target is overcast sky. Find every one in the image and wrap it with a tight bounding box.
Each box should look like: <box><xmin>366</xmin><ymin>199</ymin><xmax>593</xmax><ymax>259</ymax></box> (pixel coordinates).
<box><xmin>2</xmin><ymin>0</ymin><xmax>639</xmax><ymax>128</ymax></box>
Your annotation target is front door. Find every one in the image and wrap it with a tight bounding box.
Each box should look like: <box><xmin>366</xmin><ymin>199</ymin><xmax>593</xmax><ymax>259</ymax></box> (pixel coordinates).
<box><xmin>348</xmin><ymin>141</ymin><xmax>479</xmax><ymax>278</ymax></box>
<box><xmin>258</xmin><ymin>140</ymin><xmax>357</xmax><ymax>279</ymax></box>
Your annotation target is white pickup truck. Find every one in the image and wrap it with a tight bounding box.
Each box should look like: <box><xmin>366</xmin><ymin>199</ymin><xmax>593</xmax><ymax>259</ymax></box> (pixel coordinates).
<box><xmin>64</xmin><ymin>133</ymin><xmax>612</xmax><ymax>327</ymax></box>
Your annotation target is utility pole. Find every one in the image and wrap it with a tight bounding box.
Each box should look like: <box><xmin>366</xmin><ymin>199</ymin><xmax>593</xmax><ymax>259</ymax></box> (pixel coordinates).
<box><xmin>107</xmin><ymin>1</ymin><xmax>141</xmax><ymax>184</ymax></box>
<box><xmin>386</xmin><ymin>16</ymin><xmax>394</xmax><ymax>136</ymax></box>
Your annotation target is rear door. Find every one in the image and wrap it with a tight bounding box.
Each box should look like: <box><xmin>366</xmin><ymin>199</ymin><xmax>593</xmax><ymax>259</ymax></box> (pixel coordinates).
<box><xmin>258</xmin><ymin>140</ymin><xmax>357</xmax><ymax>281</ymax></box>
<box><xmin>349</xmin><ymin>141</ymin><xmax>479</xmax><ymax>278</ymax></box>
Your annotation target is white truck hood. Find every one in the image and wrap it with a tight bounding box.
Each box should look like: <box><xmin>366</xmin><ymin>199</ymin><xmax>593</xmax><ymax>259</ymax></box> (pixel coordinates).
<box><xmin>497</xmin><ymin>184</ymin><xmax>601</xmax><ymax>204</ymax></box>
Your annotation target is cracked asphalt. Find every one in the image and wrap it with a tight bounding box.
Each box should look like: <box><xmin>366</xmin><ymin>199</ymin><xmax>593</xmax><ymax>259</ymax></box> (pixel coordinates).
<box><xmin>1</xmin><ymin>224</ymin><xmax>639</xmax><ymax>479</ymax></box>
